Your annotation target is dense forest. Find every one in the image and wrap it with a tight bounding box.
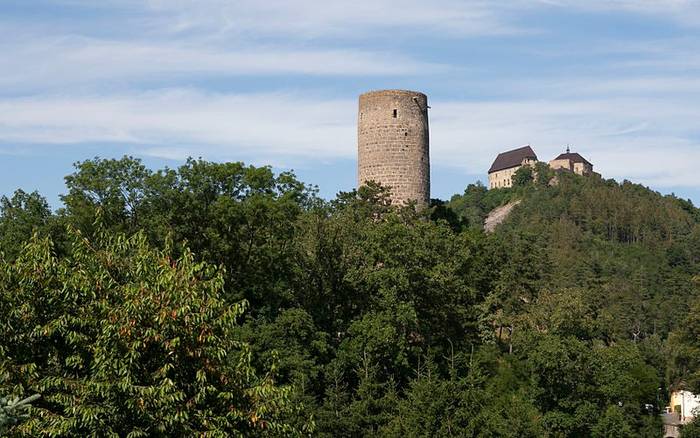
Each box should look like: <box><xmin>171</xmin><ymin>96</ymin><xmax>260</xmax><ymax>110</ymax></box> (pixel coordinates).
<box><xmin>1</xmin><ymin>157</ymin><xmax>699</xmax><ymax>437</ymax></box>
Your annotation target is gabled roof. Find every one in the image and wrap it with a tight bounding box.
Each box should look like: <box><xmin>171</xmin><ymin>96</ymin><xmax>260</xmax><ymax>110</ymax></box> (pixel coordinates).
<box><xmin>488</xmin><ymin>145</ymin><xmax>538</xmax><ymax>174</ymax></box>
<box><xmin>554</xmin><ymin>152</ymin><xmax>592</xmax><ymax>166</ymax></box>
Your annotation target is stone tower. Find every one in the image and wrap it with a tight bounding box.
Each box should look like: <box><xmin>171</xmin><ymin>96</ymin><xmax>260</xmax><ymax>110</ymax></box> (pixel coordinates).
<box><xmin>357</xmin><ymin>89</ymin><xmax>430</xmax><ymax>208</ymax></box>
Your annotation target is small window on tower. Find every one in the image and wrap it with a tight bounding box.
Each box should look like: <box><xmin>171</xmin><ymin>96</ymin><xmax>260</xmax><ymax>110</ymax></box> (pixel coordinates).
<box><xmin>393</xmin><ymin>109</ymin><xmax>397</xmax><ymax>118</ymax></box>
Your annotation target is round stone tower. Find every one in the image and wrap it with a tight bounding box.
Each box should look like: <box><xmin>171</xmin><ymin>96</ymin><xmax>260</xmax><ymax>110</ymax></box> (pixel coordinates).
<box><xmin>357</xmin><ymin>89</ymin><xmax>430</xmax><ymax>208</ymax></box>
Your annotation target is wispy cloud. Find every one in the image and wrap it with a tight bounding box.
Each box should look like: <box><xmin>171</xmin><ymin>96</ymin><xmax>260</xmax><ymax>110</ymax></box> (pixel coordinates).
<box><xmin>0</xmin><ymin>90</ymin><xmax>356</xmax><ymax>163</ymax></box>
<box><xmin>431</xmin><ymin>96</ymin><xmax>700</xmax><ymax>187</ymax></box>
<box><xmin>536</xmin><ymin>0</ymin><xmax>700</xmax><ymax>23</ymax></box>
<box><xmin>2</xmin><ymin>0</ymin><xmax>699</xmax><ymax>203</ymax></box>
<box><xmin>2</xmin><ymin>88</ymin><xmax>699</xmax><ymax>188</ymax></box>
<box><xmin>0</xmin><ymin>36</ymin><xmax>447</xmax><ymax>93</ymax></box>
<box><xmin>140</xmin><ymin>0</ymin><xmax>700</xmax><ymax>40</ymax></box>
<box><xmin>141</xmin><ymin>0</ymin><xmax>529</xmax><ymax>39</ymax></box>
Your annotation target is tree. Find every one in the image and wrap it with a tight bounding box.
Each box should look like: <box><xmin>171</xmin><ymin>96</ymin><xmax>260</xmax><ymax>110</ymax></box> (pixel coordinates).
<box><xmin>61</xmin><ymin>156</ymin><xmax>150</xmax><ymax>232</ymax></box>
<box><xmin>591</xmin><ymin>405</ymin><xmax>634</xmax><ymax>438</ymax></box>
<box><xmin>533</xmin><ymin>162</ymin><xmax>554</xmax><ymax>187</ymax></box>
<box><xmin>448</xmin><ymin>182</ymin><xmax>515</xmax><ymax>228</ymax></box>
<box><xmin>0</xmin><ymin>190</ymin><xmax>52</xmax><ymax>260</ymax></box>
<box><xmin>1</xmin><ymin>156</ymin><xmax>697</xmax><ymax>435</ymax></box>
<box><xmin>0</xmin><ymin>394</ymin><xmax>40</xmax><ymax>435</ymax></box>
<box><xmin>682</xmin><ymin>419</ymin><xmax>700</xmax><ymax>438</ymax></box>
<box><xmin>0</xmin><ymin>226</ymin><xmax>309</xmax><ymax>436</ymax></box>
<box><xmin>667</xmin><ymin>295</ymin><xmax>700</xmax><ymax>393</ymax></box>
<box><xmin>60</xmin><ymin>156</ymin><xmax>317</xmax><ymax>319</ymax></box>
<box><xmin>512</xmin><ymin>166</ymin><xmax>534</xmax><ymax>187</ymax></box>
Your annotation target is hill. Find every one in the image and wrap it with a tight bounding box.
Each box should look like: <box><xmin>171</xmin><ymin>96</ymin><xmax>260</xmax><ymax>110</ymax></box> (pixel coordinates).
<box><xmin>449</xmin><ymin>172</ymin><xmax>700</xmax><ymax>341</ymax></box>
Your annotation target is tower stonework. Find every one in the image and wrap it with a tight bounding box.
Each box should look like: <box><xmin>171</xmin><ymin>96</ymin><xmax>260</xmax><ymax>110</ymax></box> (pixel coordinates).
<box><xmin>358</xmin><ymin>89</ymin><xmax>430</xmax><ymax>208</ymax></box>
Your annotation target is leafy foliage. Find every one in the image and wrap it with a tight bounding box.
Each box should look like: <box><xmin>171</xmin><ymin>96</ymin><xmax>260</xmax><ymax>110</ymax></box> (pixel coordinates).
<box><xmin>0</xmin><ymin>190</ymin><xmax>53</xmax><ymax>260</ymax></box>
<box><xmin>2</xmin><ymin>156</ymin><xmax>699</xmax><ymax>436</ymax></box>
<box><xmin>0</xmin><ymin>394</ymin><xmax>40</xmax><ymax>435</ymax></box>
<box><xmin>682</xmin><ymin>419</ymin><xmax>700</xmax><ymax>438</ymax></box>
<box><xmin>512</xmin><ymin>166</ymin><xmax>534</xmax><ymax>187</ymax></box>
<box><xmin>0</xmin><ymin>226</ymin><xmax>309</xmax><ymax>436</ymax></box>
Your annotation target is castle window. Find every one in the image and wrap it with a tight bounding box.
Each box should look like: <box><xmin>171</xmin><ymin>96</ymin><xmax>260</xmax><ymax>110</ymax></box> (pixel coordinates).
<box><xmin>393</xmin><ymin>109</ymin><xmax>397</xmax><ymax>118</ymax></box>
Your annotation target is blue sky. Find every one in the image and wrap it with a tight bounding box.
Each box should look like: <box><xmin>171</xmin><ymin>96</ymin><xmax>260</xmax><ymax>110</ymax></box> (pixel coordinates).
<box><xmin>1</xmin><ymin>0</ymin><xmax>700</xmax><ymax>208</ymax></box>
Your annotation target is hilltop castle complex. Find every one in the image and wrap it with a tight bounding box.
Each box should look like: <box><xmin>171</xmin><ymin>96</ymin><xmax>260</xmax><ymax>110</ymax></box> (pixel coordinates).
<box><xmin>488</xmin><ymin>145</ymin><xmax>595</xmax><ymax>189</ymax></box>
<box><xmin>356</xmin><ymin>90</ymin><xmax>596</xmax><ymax>205</ymax></box>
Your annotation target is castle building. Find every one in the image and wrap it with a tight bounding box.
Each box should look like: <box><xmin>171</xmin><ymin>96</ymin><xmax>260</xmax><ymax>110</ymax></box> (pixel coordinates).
<box><xmin>357</xmin><ymin>89</ymin><xmax>430</xmax><ymax>208</ymax></box>
<box><xmin>487</xmin><ymin>145</ymin><xmax>595</xmax><ymax>189</ymax></box>
<box><xmin>487</xmin><ymin>145</ymin><xmax>538</xmax><ymax>189</ymax></box>
<box><xmin>549</xmin><ymin>147</ymin><xmax>594</xmax><ymax>176</ymax></box>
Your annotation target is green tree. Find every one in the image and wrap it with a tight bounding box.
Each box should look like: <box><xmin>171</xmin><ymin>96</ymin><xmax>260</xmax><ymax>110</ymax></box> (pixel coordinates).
<box><xmin>60</xmin><ymin>156</ymin><xmax>316</xmax><ymax>318</ymax></box>
<box><xmin>61</xmin><ymin>156</ymin><xmax>151</xmax><ymax>232</ymax></box>
<box><xmin>0</xmin><ymin>394</ymin><xmax>40</xmax><ymax>435</ymax></box>
<box><xmin>0</xmin><ymin>190</ymin><xmax>53</xmax><ymax>260</ymax></box>
<box><xmin>0</xmin><ymin>227</ymin><xmax>308</xmax><ymax>436</ymax></box>
<box><xmin>533</xmin><ymin>162</ymin><xmax>554</xmax><ymax>186</ymax></box>
<box><xmin>512</xmin><ymin>166</ymin><xmax>534</xmax><ymax>187</ymax></box>
<box><xmin>448</xmin><ymin>182</ymin><xmax>515</xmax><ymax>228</ymax></box>
<box><xmin>682</xmin><ymin>419</ymin><xmax>700</xmax><ymax>438</ymax></box>
<box><xmin>591</xmin><ymin>405</ymin><xmax>634</xmax><ymax>438</ymax></box>
<box><xmin>667</xmin><ymin>293</ymin><xmax>700</xmax><ymax>392</ymax></box>
<box><xmin>1</xmin><ymin>156</ymin><xmax>697</xmax><ymax>435</ymax></box>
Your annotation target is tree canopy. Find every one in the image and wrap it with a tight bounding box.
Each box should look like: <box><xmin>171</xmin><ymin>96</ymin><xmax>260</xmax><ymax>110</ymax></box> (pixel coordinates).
<box><xmin>2</xmin><ymin>156</ymin><xmax>700</xmax><ymax>436</ymax></box>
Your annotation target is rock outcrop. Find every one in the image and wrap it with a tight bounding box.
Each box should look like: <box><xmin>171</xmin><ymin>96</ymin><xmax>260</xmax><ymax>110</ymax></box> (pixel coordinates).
<box><xmin>484</xmin><ymin>200</ymin><xmax>521</xmax><ymax>233</ymax></box>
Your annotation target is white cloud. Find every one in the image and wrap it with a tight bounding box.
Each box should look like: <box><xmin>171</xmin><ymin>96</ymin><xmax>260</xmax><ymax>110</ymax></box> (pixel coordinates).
<box><xmin>3</xmin><ymin>0</ymin><xmax>700</xmax><ymax>198</ymax></box>
<box><xmin>135</xmin><ymin>0</ymin><xmax>700</xmax><ymax>40</ymax></box>
<box><xmin>4</xmin><ymin>0</ymin><xmax>698</xmax><ymax>96</ymax></box>
<box><xmin>534</xmin><ymin>0</ymin><xmax>700</xmax><ymax>27</ymax></box>
<box><xmin>536</xmin><ymin>0</ymin><xmax>695</xmax><ymax>14</ymax></box>
<box><xmin>0</xmin><ymin>36</ymin><xmax>446</xmax><ymax>93</ymax></box>
<box><xmin>141</xmin><ymin>0</ymin><xmax>527</xmax><ymax>38</ymax></box>
<box><xmin>0</xmin><ymin>90</ymin><xmax>356</xmax><ymax>163</ymax></box>
<box><xmin>15</xmin><ymin>0</ymin><xmax>700</xmax><ymax>47</ymax></box>
<box><xmin>1</xmin><ymin>88</ymin><xmax>699</xmax><ymax>188</ymax></box>
<box><xmin>430</xmin><ymin>97</ymin><xmax>700</xmax><ymax>187</ymax></box>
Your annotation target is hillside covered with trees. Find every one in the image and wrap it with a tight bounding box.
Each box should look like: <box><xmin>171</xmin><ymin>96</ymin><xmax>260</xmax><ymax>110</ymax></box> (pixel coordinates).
<box><xmin>1</xmin><ymin>157</ymin><xmax>699</xmax><ymax>437</ymax></box>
